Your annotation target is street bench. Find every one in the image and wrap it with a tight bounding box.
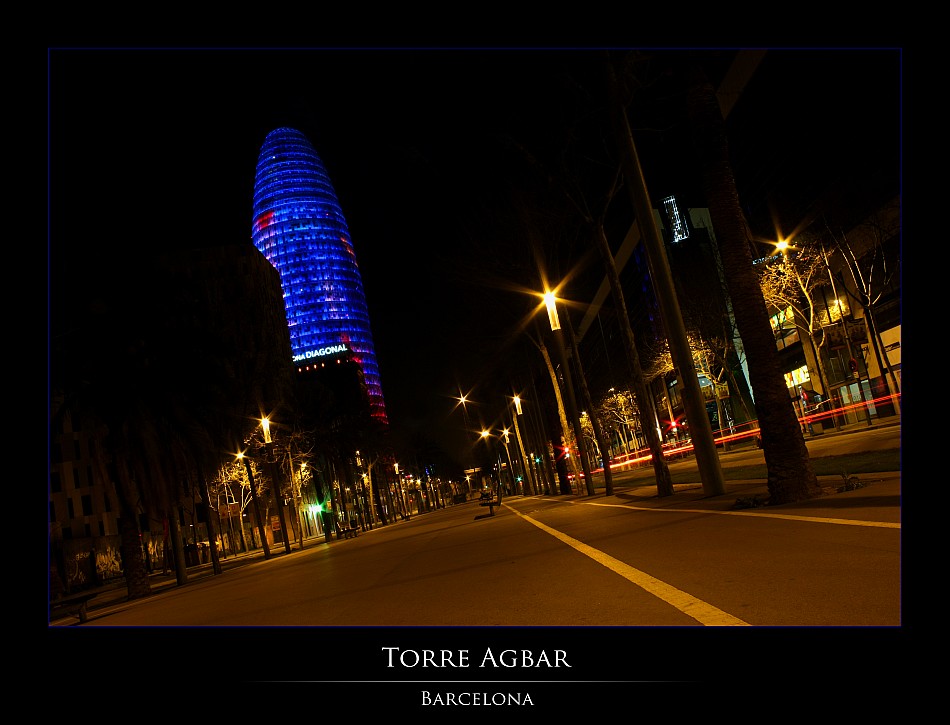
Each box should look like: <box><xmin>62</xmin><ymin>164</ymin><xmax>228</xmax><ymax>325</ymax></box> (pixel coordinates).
<box><xmin>50</xmin><ymin>591</ymin><xmax>98</xmax><ymax>623</ymax></box>
<box><xmin>479</xmin><ymin>497</ymin><xmax>500</xmax><ymax>515</ymax></box>
<box><xmin>337</xmin><ymin>522</ymin><xmax>359</xmax><ymax>539</ymax></box>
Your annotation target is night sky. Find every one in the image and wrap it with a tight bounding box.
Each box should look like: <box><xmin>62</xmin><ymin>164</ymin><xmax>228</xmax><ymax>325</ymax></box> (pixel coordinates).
<box><xmin>48</xmin><ymin>47</ymin><xmax>901</xmax><ymax>465</ymax></box>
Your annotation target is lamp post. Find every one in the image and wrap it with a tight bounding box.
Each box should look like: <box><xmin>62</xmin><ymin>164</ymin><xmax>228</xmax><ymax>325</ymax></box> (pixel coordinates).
<box><xmin>511</xmin><ymin>395</ymin><xmax>536</xmax><ymax>495</ymax></box>
<box><xmin>456</xmin><ymin>390</ymin><xmax>477</xmax><ymax>497</ymax></box>
<box><xmin>523</xmin><ymin>379</ymin><xmax>556</xmax><ymax>495</ymax></box>
<box><xmin>500</xmin><ymin>427</ymin><xmax>517</xmax><ymax>495</ymax></box>
<box><xmin>235</xmin><ymin>451</ymin><xmax>271</xmax><ymax>560</ymax></box>
<box><xmin>610</xmin><ymin>84</ymin><xmax>726</xmax><ymax>497</ymax></box>
<box><xmin>480</xmin><ymin>429</ymin><xmax>503</xmax><ymax>504</ymax></box>
<box><xmin>394</xmin><ymin>462</ymin><xmax>409</xmax><ymax>520</ymax></box>
<box><xmin>261</xmin><ymin>417</ymin><xmax>292</xmax><ymax>555</ymax></box>
<box><xmin>544</xmin><ymin>291</ymin><xmax>595</xmax><ymax>496</ymax></box>
<box><xmin>295</xmin><ymin>460</ymin><xmax>311</xmax><ymax>542</ymax></box>
<box><xmin>286</xmin><ymin>455</ymin><xmax>311</xmax><ymax>549</ymax></box>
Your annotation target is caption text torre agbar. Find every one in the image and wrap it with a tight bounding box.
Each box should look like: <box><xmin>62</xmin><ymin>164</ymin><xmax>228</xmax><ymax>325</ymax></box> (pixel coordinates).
<box><xmin>252</xmin><ymin>127</ymin><xmax>387</xmax><ymax>424</ymax></box>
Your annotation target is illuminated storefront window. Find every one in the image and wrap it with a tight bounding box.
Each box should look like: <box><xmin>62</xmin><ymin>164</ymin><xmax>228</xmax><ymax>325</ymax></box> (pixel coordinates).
<box><xmin>770</xmin><ymin>306</ymin><xmax>800</xmax><ymax>349</ymax></box>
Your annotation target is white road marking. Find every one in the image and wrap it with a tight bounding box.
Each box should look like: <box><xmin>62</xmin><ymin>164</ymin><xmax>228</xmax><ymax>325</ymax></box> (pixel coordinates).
<box><xmin>506</xmin><ymin>505</ymin><xmax>750</xmax><ymax>626</ymax></box>
<box><xmin>515</xmin><ymin>495</ymin><xmax>900</xmax><ymax>528</ymax></box>
<box><xmin>581</xmin><ymin>500</ymin><xmax>901</xmax><ymax>528</ymax></box>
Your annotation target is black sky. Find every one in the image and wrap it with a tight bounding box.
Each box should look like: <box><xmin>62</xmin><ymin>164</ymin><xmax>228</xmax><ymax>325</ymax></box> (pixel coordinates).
<box><xmin>48</xmin><ymin>47</ymin><xmax>901</xmax><ymax>466</ymax></box>
<box><xmin>49</xmin><ymin>49</ymin><xmax>606</xmax><ymax>459</ymax></box>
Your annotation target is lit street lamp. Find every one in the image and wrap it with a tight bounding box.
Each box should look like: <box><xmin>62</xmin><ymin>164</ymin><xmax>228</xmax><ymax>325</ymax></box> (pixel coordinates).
<box><xmin>261</xmin><ymin>417</ymin><xmax>292</xmax><ymax>555</ymax></box>
<box><xmin>479</xmin><ymin>430</ymin><xmax>504</xmax><ymax>504</ymax></box>
<box><xmin>543</xmin><ymin>291</ymin><xmax>595</xmax><ymax>496</ymax></box>
<box><xmin>500</xmin><ymin>427</ymin><xmax>517</xmax><ymax>495</ymax></box>
<box><xmin>394</xmin><ymin>462</ymin><xmax>410</xmax><ymax>520</ymax></box>
<box><xmin>455</xmin><ymin>390</ymin><xmax>478</xmax><ymax>497</ymax></box>
<box><xmin>511</xmin><ymin>395</ymin><xmax>536</xmax><ymax>495</ymax></box>
<box><xmin>235</xmin><ymin>450</ymin><xmax>271</xmax><ymax>560</ymax></box>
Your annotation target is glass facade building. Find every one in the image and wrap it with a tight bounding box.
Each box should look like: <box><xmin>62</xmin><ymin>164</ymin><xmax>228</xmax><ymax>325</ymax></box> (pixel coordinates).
<box><xmin>252</xmin><ymin>127</ymin><xmax>387</xmax><ymax>424</ymax></box>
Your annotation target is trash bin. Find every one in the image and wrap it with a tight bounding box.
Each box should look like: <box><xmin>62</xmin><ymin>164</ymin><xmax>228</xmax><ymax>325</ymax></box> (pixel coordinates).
<box><xmin>184</xmin><ymin>543</ymin><xmax>199</xmax><ymax>567</ymax></box>
<box><xmin>810</xmin><ymin>423</ymin><xmax>824</xmax><ymax>435</ymax></box>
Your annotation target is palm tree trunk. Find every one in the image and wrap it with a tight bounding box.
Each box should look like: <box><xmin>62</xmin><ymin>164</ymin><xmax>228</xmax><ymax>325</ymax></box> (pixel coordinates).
<box><xmin>167</xmin><ymin>507</ymin><xmax>189</xmax><ymax>585</ymax></box>
<box><xmin>686</xmin><ymin>67</ymin><xmax>821</xmax><ymax>504</ymax></box>
<box><xmin>114</xmin><ymin>468</ymin><xmax>151</xmax><ymax>599</ymax></box>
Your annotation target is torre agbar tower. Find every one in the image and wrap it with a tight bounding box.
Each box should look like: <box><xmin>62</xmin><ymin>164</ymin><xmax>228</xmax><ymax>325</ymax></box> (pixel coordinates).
<box><xmin>252</xmin><ymin>127</ymin><xmax>388</xmax><ymax>424</ymax></box>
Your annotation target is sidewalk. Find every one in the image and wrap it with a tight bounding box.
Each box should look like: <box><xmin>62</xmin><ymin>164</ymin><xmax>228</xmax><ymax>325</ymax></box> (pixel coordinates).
<box><xmin>49</xmin><ymin>520</ymin><xmax>419</xmax><ymax>626</ymax></box>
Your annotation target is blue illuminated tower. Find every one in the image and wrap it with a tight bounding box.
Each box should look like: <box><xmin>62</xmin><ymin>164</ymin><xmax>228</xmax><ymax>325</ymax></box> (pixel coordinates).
<box><xmin>252</xmin><ymin>127</ymin><xmax>387</xmax><ymax>424</ymax></box>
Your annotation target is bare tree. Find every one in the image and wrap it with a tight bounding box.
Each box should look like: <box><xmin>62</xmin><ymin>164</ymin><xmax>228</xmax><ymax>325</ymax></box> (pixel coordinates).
<box><xmin>824</xmin><ymin>199</ymin><xmax>901</xmax><ymax>411</ymax></box>
<box><xmin>598</xmin><ymin>387</ymin><xmax>642</xmax><ymax>455</ymax></box>
<box><xmin>757</xmin><ymin>239</ymin><xmax>842</xmax><ymax>431</ymax></box>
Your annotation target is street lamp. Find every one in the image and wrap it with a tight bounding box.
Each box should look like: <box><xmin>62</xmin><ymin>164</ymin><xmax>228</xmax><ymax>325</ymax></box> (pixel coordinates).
<box><xmin>394</xmin><ymin>462</ymin><xmax>410</xmax><ymax>519</ymax></box>
<box><xmin>510</xmin><ymin>395</ymin><xmax>536</xmax><ymax>495</ymax></box>
<box><xmin>235</xmin><ymin>451</ymin><xmax>271</xmax><ymax>560</ymax></box>
<box><xmin>455</xmin><ymin>389</ymin><xmax>479</xmax><ymax>497</ymax></box>
<box><xmin>543</xmin><ymin>291</ymin><xmax>595</xmax><ymax>496</ymax></box>
<box><xmin>294</xmin><ymin>461</ymin><xmax>315</xmax><ymax>541</ymax></box>
<box><xmin>260</xmin><ymin>417</ymin><xmax>292</xmax><ymax>555</ymax></box>
<box><xmin>480</xmin><ymin>429</ymin><xmax>504</xmax><ymax>504</ymax></box>
<box><xmin>479</xmin><ymin>429</ymin><xmax>494</xmax><ymax>489</ymax></box>
<box><xmin>500</xmin><ymin>427</ymin><xmax>517</xmax><ymax>495</ymax></box>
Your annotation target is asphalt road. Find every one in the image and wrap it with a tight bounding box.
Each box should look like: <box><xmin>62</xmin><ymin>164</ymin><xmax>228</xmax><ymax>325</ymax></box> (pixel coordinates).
<box><xmin>71</xmin><ymin>426</ymin><xmax>899</xmax><ymax>627</ymax></box>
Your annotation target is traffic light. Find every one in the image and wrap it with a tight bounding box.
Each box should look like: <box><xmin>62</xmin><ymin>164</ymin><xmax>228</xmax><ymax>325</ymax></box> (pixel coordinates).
<box><xmin>849</xmin><ymin>358</ymin><xmax>859</xmax><ymax>373</ymax></box>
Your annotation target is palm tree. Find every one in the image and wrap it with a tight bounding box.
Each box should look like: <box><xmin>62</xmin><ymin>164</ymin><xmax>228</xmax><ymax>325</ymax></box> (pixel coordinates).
<box><xmin>684</xmin><ymin>65</ymin><xmax>821</xmax><ymax>504</ymax></box>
